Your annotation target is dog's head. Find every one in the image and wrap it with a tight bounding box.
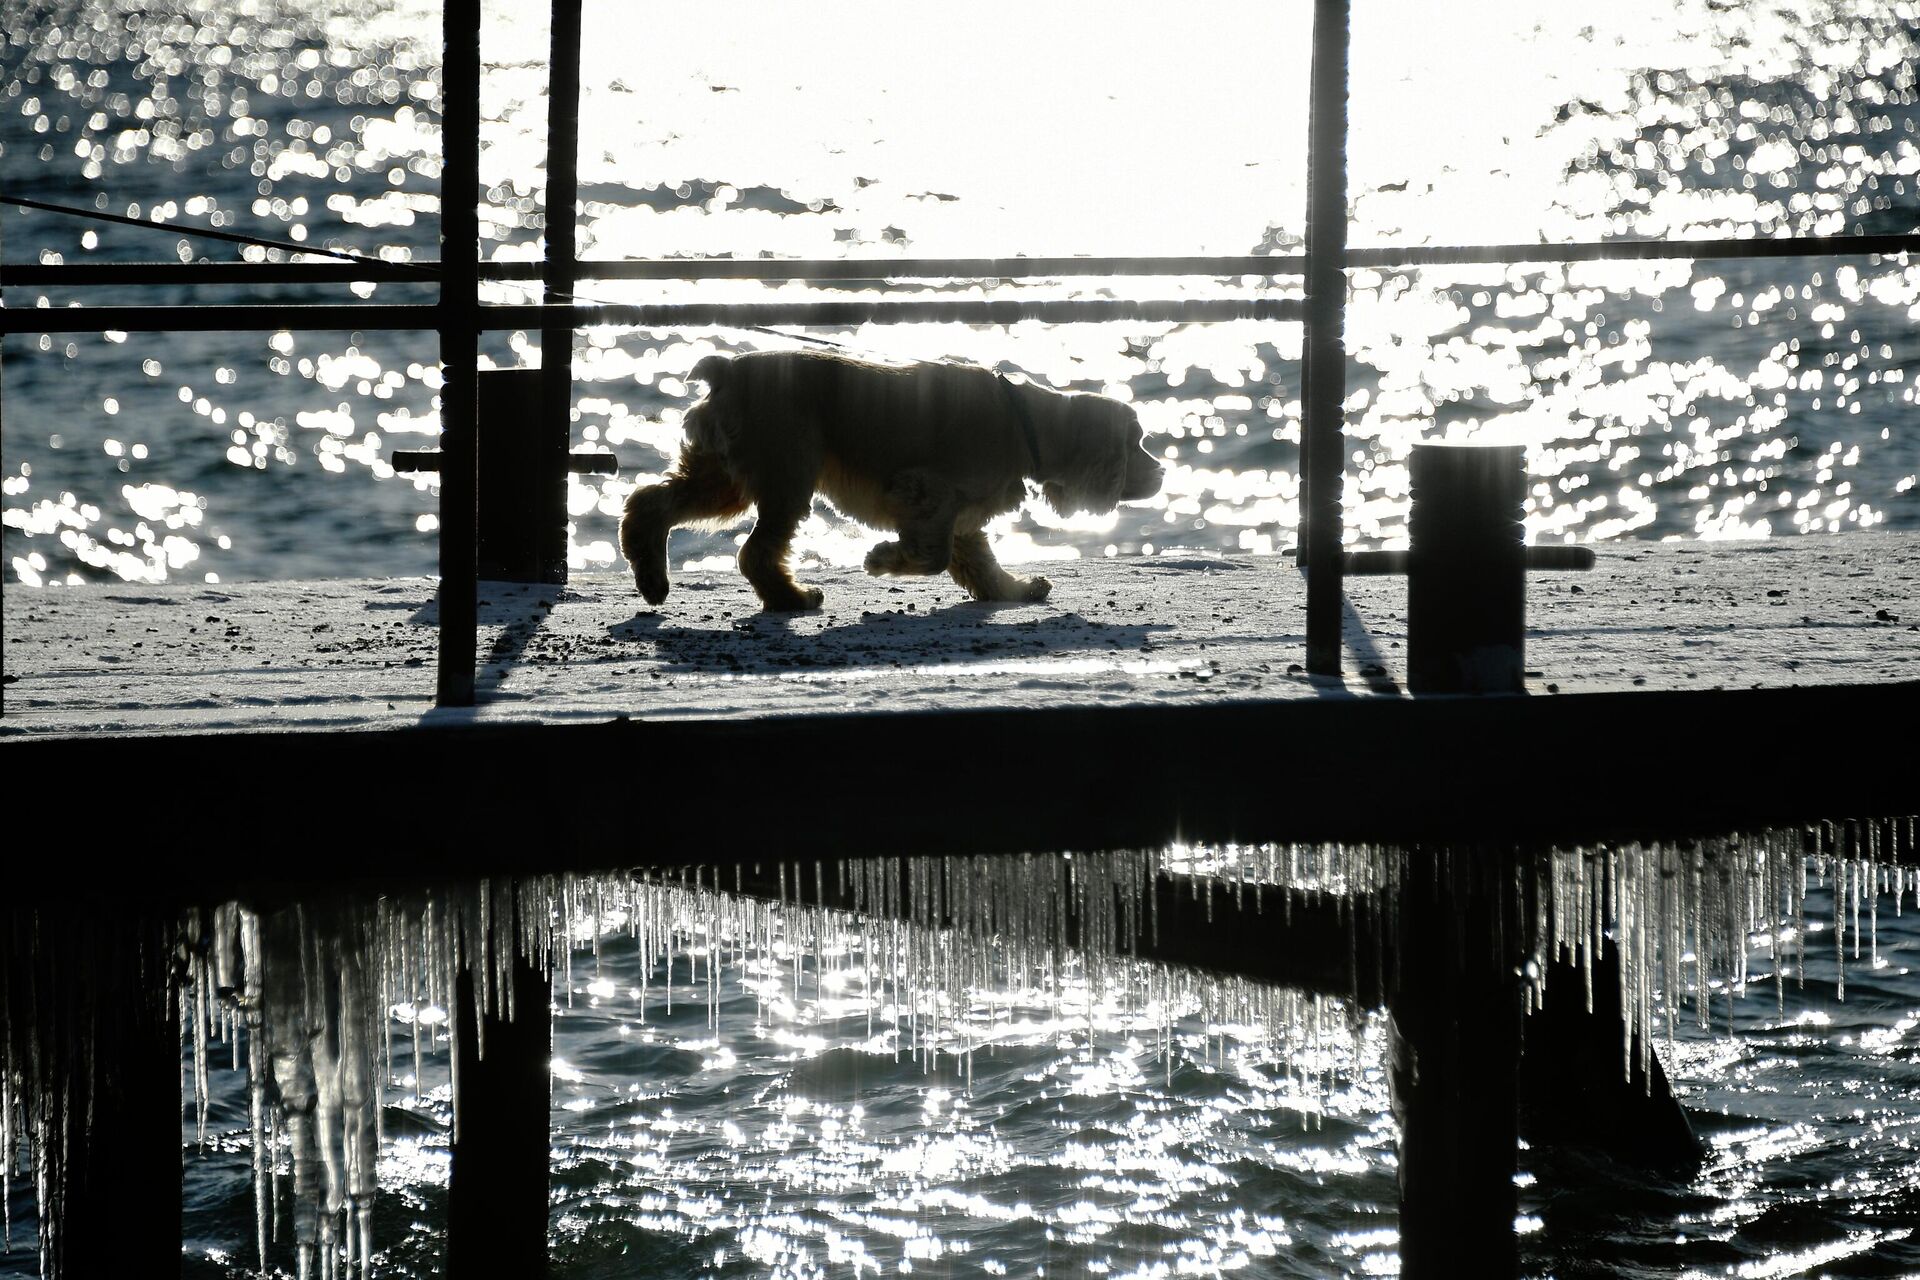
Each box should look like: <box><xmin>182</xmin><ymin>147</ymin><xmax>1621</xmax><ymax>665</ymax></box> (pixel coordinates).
<box><xmin>1041</xmin><ymin>396</ymin><xmax>1164</xmax><ymax>515</ymax></box>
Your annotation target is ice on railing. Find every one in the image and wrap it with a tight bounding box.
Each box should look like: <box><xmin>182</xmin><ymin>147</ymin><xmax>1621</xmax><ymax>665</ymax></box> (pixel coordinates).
<box><xmin>0</xmin><ymin>817</ymin><xmax>1915</xmax><ymax>1277</ymax></box>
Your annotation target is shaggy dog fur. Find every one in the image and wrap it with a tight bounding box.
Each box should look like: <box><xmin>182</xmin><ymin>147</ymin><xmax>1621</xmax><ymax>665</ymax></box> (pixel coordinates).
<box><xmin>620</xmin><ymin>350</ymin><xmax>1164</xmax><ymax>611</ymax></box>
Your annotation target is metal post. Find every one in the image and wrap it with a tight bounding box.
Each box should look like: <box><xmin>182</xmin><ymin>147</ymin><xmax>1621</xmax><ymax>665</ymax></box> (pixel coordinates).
<box><xmin>436</xmin><ymin>0</ymin><xmax>482</xmax><ymax>706</ymax></box>
<box><xmin>542</xmin><ymin>0</ymin><xmax>583</xmax><ymax>544</ymax></box>
<box><xmin>1302</xmin><ymin>0</ymin><xmax>1350</xmax><ymax>676</ymax></box>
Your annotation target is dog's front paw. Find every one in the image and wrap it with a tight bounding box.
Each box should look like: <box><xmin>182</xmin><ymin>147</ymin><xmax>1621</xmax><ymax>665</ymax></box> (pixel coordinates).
<box><xmin>634</xmin><ymin>563</ymin><xmax>670</xmax><ymax>606</ymax></box>
<box><xmin>1021</xmin><ymin>575</ymin><xmax>1052</xmax><ymax>603</ymax></box>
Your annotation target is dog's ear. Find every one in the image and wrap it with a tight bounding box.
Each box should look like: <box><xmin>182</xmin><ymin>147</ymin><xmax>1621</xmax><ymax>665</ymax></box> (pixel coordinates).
<box><xmin>1042</xmin><ymin>398</ymin><xmax>1140</xmax><ymax>516</ymax></box>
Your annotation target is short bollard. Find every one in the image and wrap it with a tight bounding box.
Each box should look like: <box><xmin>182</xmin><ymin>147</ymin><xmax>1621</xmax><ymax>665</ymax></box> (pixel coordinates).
<box><xmin>393</xmin><ymin>367</ymin><xmax>617</xmax><ymax>584</ymax></box>
<box><xmin>1407</xmin><ymin>443</ymin><xmax>1527</xmax><ymax>694</ymax></box>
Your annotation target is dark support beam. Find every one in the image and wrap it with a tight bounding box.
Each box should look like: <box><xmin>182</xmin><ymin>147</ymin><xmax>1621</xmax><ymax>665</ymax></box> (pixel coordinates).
<box><xmin>448</xmin><ymin>934</ymin><xmax>552</xmax><ymax>1280</ymax></box>
<box><xmin>1302</xmin><ymin>0</ymin><xmax>1350</xmax><ymax>676</ymax></box>
<box><xmin>8</xmin><ymin>685</ymin><xmax>1917</xmax><ymax>901</ymax></box>
<box><xmin>1388</xmin><ymin>850</ymin><xmax>1523</xmax><ymax>1280</ymax></box>
<box><xmin>436</xmin><ymin>0</ymin><xmax>482</xmax><ymax>707</ymax></box>
<box><xmin>718</xmin><ymin>861</ymin><xmax>1388</xmax><ymax>1004</ymax></box>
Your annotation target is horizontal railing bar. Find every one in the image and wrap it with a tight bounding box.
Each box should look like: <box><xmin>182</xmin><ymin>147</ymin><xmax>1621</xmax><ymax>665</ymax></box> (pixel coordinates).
<box><xmin>1347</xmin><ymin>232</ymin><xmax>1920</xmax><ymax>268</ymax></box>
<box><xmin>5</xmin><ymin>233</ymin><xmax>1915</xmax><ymax>291</ymax></box>
<box><xmin>0</xmin><ymin>255</ymin><xmax>1304</xmax><ymax>286</ymax></box>
<box><xmin>0</xmin><ymin>296</ymin><xmax>1301</xmax><ymax>334</ymax></box>
<box><xmin>504</xmin><ymin>255</ymin><xmax>1308</xmax><ymax>280</ymax></box>
<box><xmin>0</xmin><ymin>192</ymin><xmax>433</xmax><ymax>273</ymax></box>
<box><xmin>488</xmin><ymin>234</ymin><xmax>1920</xmax><ymax>276</ymax></box>
<box><xmin>1</xmin><ymin>261</ymin><xmax>438</xmax><ymax>286</ymax></box>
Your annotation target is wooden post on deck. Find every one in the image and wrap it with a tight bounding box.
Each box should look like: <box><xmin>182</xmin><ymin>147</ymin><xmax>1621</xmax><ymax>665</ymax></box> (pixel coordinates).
<box><xmin>1406</xmin><ymin>444</ymin><xmax>1528</xmax><ymax>694</ymax></box>
<box><xmin>447</xmin><ymin>922</ymin><xmax>552</xmax><ymax>1279</ymax></box>
<box><xmin>1387</xmin><ymin>848</ymin><xmax>1523</xmax><ymax>1279</ymax></box>
<box><xmin>1302</xmin><ymin>0</ymin><xmax>1350</xmax><ymax>677</ymax></box>
<box><xmin>436</xmin><ymin>0</ymin><xmax>482</xmax><ymax>707</ymax></box>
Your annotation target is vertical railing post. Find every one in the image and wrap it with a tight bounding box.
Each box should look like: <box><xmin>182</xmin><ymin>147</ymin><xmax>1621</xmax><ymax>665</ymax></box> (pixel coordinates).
<box><xmin>436</xmin><ymin>0</ymin><xmax>482</xmax><ymax>707</ymax></box>
<box><xmin>541</xmin><ymin>0</ymin><xmax>583</xmax><ymax>578</ymax></box>
<box><xmin>1302</xmin><ymin>0</ymin><xmax>1350</xmax><ymax>676</ymax></box>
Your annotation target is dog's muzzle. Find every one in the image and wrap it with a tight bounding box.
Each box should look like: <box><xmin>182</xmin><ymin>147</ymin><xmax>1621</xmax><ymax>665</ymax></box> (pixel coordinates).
<box><xmin>1121</xmin><ymin>455</ymin><xmax>1165</xmax><ymax>503</ymax></box>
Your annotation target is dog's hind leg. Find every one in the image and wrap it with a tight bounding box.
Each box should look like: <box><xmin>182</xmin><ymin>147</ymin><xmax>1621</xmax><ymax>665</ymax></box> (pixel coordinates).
<box><xmin>949</xmin><ymin>528</ymin><xmax>1052</xmax><ymax>603</ymax></box>
<box><xmin>863</xmin><ymin>471</ymin><xmax>959</xmax><ymax>577</ymax></box>
<box><xmin>738</xmin><ymin>489</ymin><xmax>823</xmax><ymax>611</ymax></box>
<box><xmin>619</xmin><ymin>444</ymin><xmax>747</xmax><ymax>604</ymax></box>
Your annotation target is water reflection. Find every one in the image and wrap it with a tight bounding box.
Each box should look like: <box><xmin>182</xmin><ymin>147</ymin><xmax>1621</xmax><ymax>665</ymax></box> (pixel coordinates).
<box><xmin>3</xmin><ymin>0</ymin><xmax>1916</xmax><ymax>589</ymax></box>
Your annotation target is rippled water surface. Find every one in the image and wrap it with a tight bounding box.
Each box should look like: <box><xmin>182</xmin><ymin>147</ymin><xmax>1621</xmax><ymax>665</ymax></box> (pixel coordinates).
<box><xmin>0</xmin><ymin>865</ymin><xmax>1913</xmax><ymax>1279</ymax></box>
<box><xmin>85</xmin><ymin>885</ymin><xmax>1920</xmax><ymax>1278</ymax></box>
<box><xmin>4</xmin><ymin>0</ymin><xmax>1918</xmax><ymax>587</ymax></box>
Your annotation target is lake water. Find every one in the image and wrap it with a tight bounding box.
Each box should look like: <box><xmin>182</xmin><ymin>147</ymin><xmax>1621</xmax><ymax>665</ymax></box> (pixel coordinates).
<box><xmin>0</xmin><ymin>860</ymin><xmax>1913</xmax><ymax>1280</ymax></box>
<box><xmin>3</xmin><ymin>0</ymin><xmax>1917</xmax><ymax>588</ymax></box>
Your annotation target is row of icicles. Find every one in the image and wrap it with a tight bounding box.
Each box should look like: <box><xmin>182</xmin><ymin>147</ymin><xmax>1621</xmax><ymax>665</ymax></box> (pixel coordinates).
<box><xmin>1</xmin><ymin>818</ymin><xmax>1914</xmax><ymax>1278</ymax></box>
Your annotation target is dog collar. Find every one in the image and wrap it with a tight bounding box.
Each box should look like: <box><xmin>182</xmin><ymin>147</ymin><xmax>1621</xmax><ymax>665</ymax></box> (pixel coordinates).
<box><xmin>994</xmin><ymin>372</ymin><xmax>1044</xmax><ymax>477</ymax></box>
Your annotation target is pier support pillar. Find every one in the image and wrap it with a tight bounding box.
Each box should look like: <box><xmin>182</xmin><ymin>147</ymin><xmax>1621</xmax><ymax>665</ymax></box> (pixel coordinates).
<box><xmin>448</xmin><ymin>942</ymin><xmax>552</xmax><ymax>1280</ymax></box>
<box><xmin>1387</xmin><ymin>850</ymin><xmax>1522</xmax><ymax>1280</ymax></box>
<box><xmin>3</xmin><ymin>911</ymin><xmax>181</xmax><ymax>1279</ymax></box>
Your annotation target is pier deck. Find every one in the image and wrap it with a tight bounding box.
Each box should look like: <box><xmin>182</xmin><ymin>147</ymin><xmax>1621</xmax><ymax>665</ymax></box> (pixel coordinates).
<box><xmin>6</xmin><ymin>533</ymin><xmax>1916</xmax><ymax>736</ymax></box>
<box><xmin>3</xmin><ymin>533</ymin><xmax>1916</xmax><ymax>879</ymax></box>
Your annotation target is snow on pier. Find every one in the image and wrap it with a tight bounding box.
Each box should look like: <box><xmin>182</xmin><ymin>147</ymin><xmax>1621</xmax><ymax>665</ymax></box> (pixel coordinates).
<box><xmin>3</xmin><ymin>533</ymin><xmax>1916</xmax><ymax>740</ymax></box>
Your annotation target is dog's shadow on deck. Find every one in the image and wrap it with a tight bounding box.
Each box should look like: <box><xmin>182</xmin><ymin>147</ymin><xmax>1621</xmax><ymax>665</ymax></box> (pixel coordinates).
<box><xmin>610</xmin><ymin>602</ymin><xmax>1173</xmax><ymax>677</ymax></box>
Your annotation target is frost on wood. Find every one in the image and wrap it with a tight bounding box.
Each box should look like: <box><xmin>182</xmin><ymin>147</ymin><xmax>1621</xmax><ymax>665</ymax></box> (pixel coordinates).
<box><xmin>0</xmin><ymin>818</ymin><xmax>1915</xmax><ymax>1277</ymax></box>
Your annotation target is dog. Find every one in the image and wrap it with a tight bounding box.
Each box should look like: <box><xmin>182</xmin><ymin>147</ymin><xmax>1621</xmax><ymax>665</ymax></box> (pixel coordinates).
<box><xmin>620</xmin><ymin>350</ymin><xmax>1164</xmax><ymax>611</ymax></box>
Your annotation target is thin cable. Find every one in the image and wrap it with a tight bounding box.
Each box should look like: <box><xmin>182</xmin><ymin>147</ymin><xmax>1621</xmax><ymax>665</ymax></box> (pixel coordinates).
<box><xmin>1</xmin><ymin>193</ymin><xmax>436</xmax><ymax>277</ymax></box>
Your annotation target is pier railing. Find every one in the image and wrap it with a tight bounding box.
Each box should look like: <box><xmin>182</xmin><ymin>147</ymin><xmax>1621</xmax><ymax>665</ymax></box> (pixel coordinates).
<box><xmin>4</xmin><ymin>0</ymin><xmax>1919</xmax><ymax>708</ymax></box>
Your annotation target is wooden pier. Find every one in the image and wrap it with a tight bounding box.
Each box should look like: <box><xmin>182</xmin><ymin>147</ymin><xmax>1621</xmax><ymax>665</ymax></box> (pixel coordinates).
<box><xmin>5</xmin><ymin>532</ymin><xmax>1915</xmax><ymax>873</ymax></box>
<box><xmin>4</xmin><ymin>540</ymin><xmax>1918</xmax><ymax>1280</ymax></box>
